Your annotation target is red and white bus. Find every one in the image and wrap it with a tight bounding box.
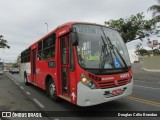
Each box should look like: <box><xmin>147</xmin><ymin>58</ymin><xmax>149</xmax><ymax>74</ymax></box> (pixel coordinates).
<box><xmin>20</xmin><ymin>22</ymin><xmax>133</xmax><ymax>106</ymax></box>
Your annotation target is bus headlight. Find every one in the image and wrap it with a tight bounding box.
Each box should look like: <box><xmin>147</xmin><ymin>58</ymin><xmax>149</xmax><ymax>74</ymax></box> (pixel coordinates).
<box><xmin>81</xmin><ymin>74</ymin><xmax>97</xmax><ymax>89</ymax></box>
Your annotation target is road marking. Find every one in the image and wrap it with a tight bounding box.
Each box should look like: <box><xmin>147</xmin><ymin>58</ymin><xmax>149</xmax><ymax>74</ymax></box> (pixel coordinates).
<box><xmin>134</xmin><ymin>85</ymin><xmax>160</xmax><ymax>90</ymax></box>
<box><xmin>54</xmin><ymin>119</ymin><xmax>60</xmax><ymax>120</ymax></box>
<box><xmin>15</xmin><ymin>82</ymin><xmax>18</xmax><ymax>84</ymax></box>
<box><xmin>26</xmin><ymin>91</ymin><xmax>31</xmax><ymax>95</ymax></box>
<box><xmin>12</xmin><ymin>78</ymin><xmax>14</xmax><ymax>81</ymax></box>
<box><xmin>134</xmin><ymin>80</ymin><xmax>160</xmax><ymax>84</ymax></box>
<box><xmin>33</xmin><ymin>98</ymin><xmax>45</xmax><ymax>108</ymax></box>
<box><xmin>15</xmin><ymin>83</ymin><xmax>19</xmax><ymax>86</ymax></box>
<box><xmin>134</xmin><ymin>80</ymin><xmax>145</xmax><ymax>82</ymax></box>
<box><xmin>126</xmin><ymin>96</ymin><xmax>160</xmax><ymax>107</ymax></box>
<box><xmin>20</xmin><ymin>86</ymin><xmax>24</xmax><ymax>90</ymax></box>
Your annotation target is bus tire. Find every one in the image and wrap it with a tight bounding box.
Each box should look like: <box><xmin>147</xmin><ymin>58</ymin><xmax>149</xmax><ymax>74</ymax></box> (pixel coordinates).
<box><xmin>47</xmin><ymin>78</ymin><xmax>59</xmax><ymax>102</ymax></box>
<box><xmin>24</xmin><ymin>74</ymin><xmax>30</xmax><ymax>85</ymax></box>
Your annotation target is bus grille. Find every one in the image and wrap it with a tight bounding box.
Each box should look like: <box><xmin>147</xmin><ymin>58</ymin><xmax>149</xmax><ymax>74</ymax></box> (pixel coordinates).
<box><xmin>88</xmin><ymin>73</ymin><xmax>101</xmax><ymax>81</ymax></box>
<box><xmin>98</xmin><ymin>79</ymin><xmax>129</xmax><ymax>89</ymax></box>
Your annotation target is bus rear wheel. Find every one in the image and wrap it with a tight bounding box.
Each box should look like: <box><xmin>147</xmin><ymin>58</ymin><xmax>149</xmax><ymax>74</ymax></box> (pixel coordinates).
<box><xmin>47</xmin><ymin>79</ymin><xmax>59</xmax><ymax>102</ymax></box>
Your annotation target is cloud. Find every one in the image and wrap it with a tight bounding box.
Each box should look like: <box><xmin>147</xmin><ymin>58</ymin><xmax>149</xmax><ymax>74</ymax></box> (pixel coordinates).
<box><xmin>0</xmin><ymin>0</ymin><xmax>157</xmax><ymax>62</ymax></box>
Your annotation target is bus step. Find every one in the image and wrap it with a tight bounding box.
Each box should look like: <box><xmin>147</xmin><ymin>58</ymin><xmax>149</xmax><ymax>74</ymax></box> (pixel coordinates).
<box><xmin>59</xmin><ymin>95</ymin><xmax>71</xmax><ymax>102</ymax></box>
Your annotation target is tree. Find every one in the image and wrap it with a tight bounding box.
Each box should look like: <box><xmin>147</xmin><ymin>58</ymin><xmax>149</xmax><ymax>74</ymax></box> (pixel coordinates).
<box><xmin>152</xmin><ymin>49</ymin><xmax>160</xmax><ymax>55</ymax></box>
<box><xmin>16</xmin><ymin>54</ymin><xmax>21</xmax><ymax>63</ymax></box>
<box><xmin>134</xmin><ymin>43</ymin><xmax>143</xmax><ymax>61</ymax></box>
<box><xmin>148</xmin><ymin>0</ymin><xmax>160</xmax><ymax>17</ymax></box>
<box><xmin>148</xmin><ymin>1</ymin><xmax>160</xmax><ymax>37</ymax></box>
<box><xmin>12</xmin><ymin>54</ymin><xmax>21</xmax><ymax>69</ymax></box>
<box><xmin>12</xmin><ymin>63</ymin><xmax>18</xmax><ymax>68</ymax></box>
<box><xmin>105</xmin><ymin>13</ymin><xmax>153</xmax><ymax>43</ymax></box>
<box><xmin>0</xmin><ymin>35</ymin><xmax>10</xmax><ymax>48</ymax></box>
<box><xmin>137</xmin><ymin>48</ymin><xmax>149</xmax><ymax>56</ymax></box>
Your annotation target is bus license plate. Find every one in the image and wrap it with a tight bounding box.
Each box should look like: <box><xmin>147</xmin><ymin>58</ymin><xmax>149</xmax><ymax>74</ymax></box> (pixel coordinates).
<box><xmin>112</xmin><ymin>89</ymin><xmax>122</xmax><ymax>95</ymax></box>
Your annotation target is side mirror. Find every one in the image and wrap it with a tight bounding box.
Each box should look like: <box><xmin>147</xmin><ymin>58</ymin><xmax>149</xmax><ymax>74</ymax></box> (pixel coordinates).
<box><xmin>71</xmin><ymin>30</ymin><xmax>79</xmax><ymax>46</ymax></box>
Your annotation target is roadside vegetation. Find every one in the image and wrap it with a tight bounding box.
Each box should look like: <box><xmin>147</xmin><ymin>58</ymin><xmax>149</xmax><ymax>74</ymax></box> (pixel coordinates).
<box><xmin>105</xmin><ymin>0</ymin><xmax>160</xmax><ymax>61</ymax></box>
<box><xmin>0</xmin><ymin>35</ymin><xmax>9</xmax><ymax>49</ymax></box>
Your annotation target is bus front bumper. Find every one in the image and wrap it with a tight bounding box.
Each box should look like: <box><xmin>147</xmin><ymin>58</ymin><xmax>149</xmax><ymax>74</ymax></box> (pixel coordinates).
<box><xmin>77</xmin><ymin>81</ymin><xmax>133</xmax><ymax>106</ymax></box>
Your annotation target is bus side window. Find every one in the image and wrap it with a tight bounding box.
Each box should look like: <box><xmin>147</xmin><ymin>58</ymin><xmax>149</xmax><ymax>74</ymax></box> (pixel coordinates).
<box><xmin>21</xmin><ymin>48</ymin><xmax>30</xmax><ymax>63</ymax></box>
<box><xmin>38</xmin><ymin>41</ymin><xmax>42</xmax><ymax>60</ymax></box>
<box><xmin>42</xmin><ymin>33</ymin><xmax>56</xmax><ymax>60</ymax></box>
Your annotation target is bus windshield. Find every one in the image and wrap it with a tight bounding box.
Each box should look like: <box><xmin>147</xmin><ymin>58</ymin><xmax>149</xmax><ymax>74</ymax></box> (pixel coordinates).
<box><xmin>73</xmin><ymin>24</ymin><xmax>131</xmax><ymax>69</ymax></box>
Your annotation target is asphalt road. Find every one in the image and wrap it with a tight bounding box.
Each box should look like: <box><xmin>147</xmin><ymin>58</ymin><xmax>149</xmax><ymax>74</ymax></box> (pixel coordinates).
<box><xmin>0</xmin><ymin>74</ymin><xmax>49</xmax><ymax>120</ymax></box>
<box><xmin>1</xmin><ymin>64</ymin><xmax>160</xmax><ymax>120</ymax></box>
<box><xmin>132</xmin><ymin>63</ymin><xmax>160</xmax><ymax>82</ymax></box>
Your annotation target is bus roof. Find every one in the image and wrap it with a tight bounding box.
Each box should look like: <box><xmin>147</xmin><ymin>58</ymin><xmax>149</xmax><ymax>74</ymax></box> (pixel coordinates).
<box><xmin>22</xmin><ymin>22</ymin><xmax>105</xmax><ymax>52</ymax></box>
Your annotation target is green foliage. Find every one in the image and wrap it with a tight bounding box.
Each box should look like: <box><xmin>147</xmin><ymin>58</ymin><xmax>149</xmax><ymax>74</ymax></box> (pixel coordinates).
<box><xmin>148</xmin><ymin>1</ymin><xmax>160</xmax><ymax>36</ymax></box>
<box><xmin>152</xmin><ymin>49</ymin><xmax>160</xmax><ymax>55</ymax></box>
<box><xmin>105</xmin><ymin>13</ymin><xmax>153</xmax><ymax>43</ymax></box>
<box><xmin>148</xmin><ymin>0</ymin><xmax>160</xmax><ymax>17</ymax></box>
<box><xmin>137</xmin><ymin>48</ymin><xmax>160</xmax><ymax>56</ymax></box>
<box><xmin>135</xmin><ymin>43</ymin><xmax>142</xmax><ymax>51</ymax></box>
<box><xmin>0</xmin><ymin>35</ymin><xmax>10</xmax><ymax>48</ymax></box>
<box><xmin>12</xmin><ymin>63</ymin><xmax>18</xmax><ymax>68</ymax></box>
<box><xmin>137</xmin><ymin>48</ymin><xmax>149</xmax><ymax>56</ymax></box>
<box><xmin>16</xmin><ymin>54</ymin><xmax>21</xmax><ymax>62</ymax></box>
<box><xmin>151</xmin><ymin>16</ymin><xmax>160</xmax><ymax>25</ymax></box>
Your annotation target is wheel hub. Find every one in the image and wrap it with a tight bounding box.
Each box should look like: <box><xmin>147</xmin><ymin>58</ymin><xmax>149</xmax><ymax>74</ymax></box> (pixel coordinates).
<box><xmin>50</xmin><ymin>84</ymin><xmax>55</xmax><ymax>96</ymax></box>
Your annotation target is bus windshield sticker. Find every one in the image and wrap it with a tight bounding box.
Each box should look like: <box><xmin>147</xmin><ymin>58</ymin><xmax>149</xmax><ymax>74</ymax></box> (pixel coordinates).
<box><xmin>86</xmin><ymin>56</ymin><xmax>99</xmax><ymax>61</ymax></box>
<box><xmin>114</xmin><ymin>58</ymin><xmax>121</xmax><ymax>68</ymax></box>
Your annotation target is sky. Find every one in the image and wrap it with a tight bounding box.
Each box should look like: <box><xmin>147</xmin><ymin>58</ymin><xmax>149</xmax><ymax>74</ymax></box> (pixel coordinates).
<box><xmin>0</xmin><ymin>0</ymin><xmax>158</xmax><ymax>63</ymax></box>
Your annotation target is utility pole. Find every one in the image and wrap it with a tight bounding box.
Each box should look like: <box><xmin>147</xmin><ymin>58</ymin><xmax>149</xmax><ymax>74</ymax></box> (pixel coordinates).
<box><xmin>45</xmin><ymin>23</ymin><xmax>48</xmax><ymax>33</ymax></box>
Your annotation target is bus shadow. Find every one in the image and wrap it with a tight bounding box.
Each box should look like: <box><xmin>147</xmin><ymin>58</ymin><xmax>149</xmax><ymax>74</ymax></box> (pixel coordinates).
<box><xmin>49</xmin><ymin>99</ymin><xmax>130</xmax><ymax>117</ymax></box>
<box><xmin>60</xmin><ymin>99</ymin><xmax>129</xmax><ymax>111</ymax></box>
<box><xmin>27</xmin><ymin>84</ymin><xmax>47</xmax><ymax>96</ymax></box>
<box><xmin>25</xmin><ymin>85</ymin><xmax>129</xmax><ymax>117</ymax></box>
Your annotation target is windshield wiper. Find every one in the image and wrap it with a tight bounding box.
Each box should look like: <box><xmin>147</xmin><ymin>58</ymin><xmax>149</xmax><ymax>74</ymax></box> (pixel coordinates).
<box><xmin>99</xmin><ymin>36</ymin><xmax>112</xmax><ymax>69</ymax></box>
<box><xmin>106</xmin><ymin>36</ymin><xmax>127</xmax><ymax>68</ymax></box>
<box><xmin>99</xmin><ymin>36</ymin><xmax>105</xmax><ymax>69</ymax></box>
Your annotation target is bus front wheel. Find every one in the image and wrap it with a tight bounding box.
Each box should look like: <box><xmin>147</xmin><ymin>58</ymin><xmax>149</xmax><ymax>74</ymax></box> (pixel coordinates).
<box><xmin>47</xmin><ymin>79</ymin><xmax>59</xmax><ymax>102</ymax></box>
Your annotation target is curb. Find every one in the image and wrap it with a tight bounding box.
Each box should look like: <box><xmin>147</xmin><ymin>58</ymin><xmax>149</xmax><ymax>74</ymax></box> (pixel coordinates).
<box><xmin>142</xmin><ymin>68</ymin><xmax>160</xmax><ymax>72</ymax></box>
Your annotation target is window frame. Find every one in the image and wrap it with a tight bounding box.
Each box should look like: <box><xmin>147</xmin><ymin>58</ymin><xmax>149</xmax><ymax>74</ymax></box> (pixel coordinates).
<box><xmin>38</xmin><ymin>33</ymin><xmax>56</xmax><ymax>60</ymax></box>
<box><xmin>21</xmin><ymin>47</ymin><xmax>31</xmax><ymax>63</ymax></box>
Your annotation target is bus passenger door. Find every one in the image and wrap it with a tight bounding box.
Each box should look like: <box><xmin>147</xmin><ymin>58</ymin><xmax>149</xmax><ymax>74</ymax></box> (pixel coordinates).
<box><xmin>60</xmin><ymin>35</ymin><xmax>70</xmax><ymax>97</ymax></box>
<box><xmin>31</xmin><ymin>49</ymin><xmax>37</xmax><ymax>84</ymax></box>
